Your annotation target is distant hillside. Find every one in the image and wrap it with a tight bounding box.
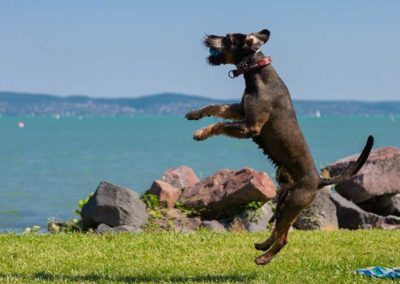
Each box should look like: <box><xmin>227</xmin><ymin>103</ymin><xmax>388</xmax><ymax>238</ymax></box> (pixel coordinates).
<box><xmin>294</xmin><ymin>100</ymin><xmax>400</xmax><ymax>116</ymax></box>
<box><xmin>0</xmin><ymin>91</ymin><xmax>399</xmax><ymax>116</ymax></box>
<box><xmin>0</xmin><ymin>91</ymin><xmax>230</xmax><ymax>116</ymax></box>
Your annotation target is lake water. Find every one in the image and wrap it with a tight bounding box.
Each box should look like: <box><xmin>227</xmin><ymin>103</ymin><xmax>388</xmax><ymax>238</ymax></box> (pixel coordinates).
<box><xmin>0</xmin><ymin>115</ymin><xmax>399</xmax><ymax>231</ymax></box>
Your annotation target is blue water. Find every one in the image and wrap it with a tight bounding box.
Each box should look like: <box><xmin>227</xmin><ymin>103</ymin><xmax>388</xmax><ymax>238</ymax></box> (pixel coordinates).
<box><xmin>0</xmin><ymin>115</ymin><xmax>399</xmax><ymax>231</ymax></box>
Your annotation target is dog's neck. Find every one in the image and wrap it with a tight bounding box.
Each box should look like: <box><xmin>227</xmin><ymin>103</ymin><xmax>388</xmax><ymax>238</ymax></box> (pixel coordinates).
<box><xmin>229</xmin><ymin>51</ymin><xmax>272</xmax><ymax>79</ymax></box>
<box><xmin>241</xmin><ymin>51</ymin><xmax>274</xmax><ymax>86</ymax></box>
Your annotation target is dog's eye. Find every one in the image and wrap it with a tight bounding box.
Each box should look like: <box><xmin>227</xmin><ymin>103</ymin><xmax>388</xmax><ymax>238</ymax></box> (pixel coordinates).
<box><xmin>223</xmin><ymin>36</ymin><xmax>232</xmax><ymax>48</ymax></box>
<box><xmin>246</xmin><ymin>37</ymin><xmax>254</xmax><ymax>47</ymax></box>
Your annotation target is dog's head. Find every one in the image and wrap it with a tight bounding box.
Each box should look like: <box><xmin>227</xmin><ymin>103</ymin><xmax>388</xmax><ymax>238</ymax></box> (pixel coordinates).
<box><xmin>204</xmin><ymin>29</ymin><xmax>270</xmax><ymax>66</ymax></box>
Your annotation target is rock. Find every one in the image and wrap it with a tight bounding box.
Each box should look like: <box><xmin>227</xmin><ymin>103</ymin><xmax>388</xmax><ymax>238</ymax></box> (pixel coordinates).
<box><xmin>330</xmin><ymin>191</ymin><xmax>385</xmax><ymax>229</ymax></box>
<box><xmin>161</xmin><ymin>165</ymin><xmax>199</xmax><ymax>189</ymax></box>
<box><xmin>164</xmin><ymin>209</ymin><xmax>201</xmax><ymax>232</ymax></box>
<box><xmin>326</xmin><ymin>147</ymin><xmax>400</xmax><ymax>208</ymax></box>
<box><xmin>178</xmin><ymin>168</ymin><xmax>276</xmax><ymax>219</ymax></box>
<box><xmin>200</xmin><ymin>220</ymin><xmax>227</xmax><ymax>232</ymax></box>
<box><xmin>357</xmin><ymin>194</ymin><xmax>395</xmax><ymax>216</ymax></box>
<box><xmin>175</xmin><ymin>216</ymin><xmax>202</xmax><ymax>232</ymax></box>
<box><xmin>96</xmin><ymin>223</ymin><xmax>142</xmax><ymax>234</ymax></box>
<box><xmin>241</xmin><ymin>203</ymin><xmax>274</xmax><ymax>232</ymax></box>
<box><xmin>382</xmin><ymin>215</ymin><xmax>400</xmax><ymax>230</ymax></box>
<box><xmin>329</xmin><ymin>191</ymin><xmax>400</xmax><ymax>230</ymax></box>
<box><xmin>47</xmin><ymin>219</ymin><xmax>81</xmax><ymax>233</ymax></box>
<box><xmin>384</xmin><ymin>215</ymin><xmax>400</xmax><ymax>225</ymax></box>
<box><xmin>390</xmin><ymin>194</ymin><xmax>400</xmax><ymax>216</ymax></box>
<box><xmin>147</xmin><ymin>180</ymin><xmax>181</xmax><ymax>208</ymax></box>
<box><xmin>112</xmin><ymin>225</ymin><xmax>143</xmax><ymax>233</ymax></box>
<box><xmin>294</xmin><ymin>187</ymin><xmax>338</xmax><ymax>230</ymax></box>
<box><xmin>47</xmin><ymin>220</ymin><xmax>63</xmax><ymax>233</ymax></box>
<box><xmin>96</xmin><ymin>223</ymin><xmax>112</xmax><ymax>233</ymax></box>
<box><xmin>81</xmin><ymin>181</ymin><xmax>148</xmax><ymax>230</ymax></box>
<box><xmin>48</xmin><ymin>220</ymin><xmax>66</xmax><ymax>233</ymax></box>
<box><xmin>146</xmin><ymin>208</ymin><xmax>201</xmax><ymax>232</ymax></box>
<box><xmin>362</xmin><ymin>194</ymin><xmax>400</xmax><ymax>217</ymax></box>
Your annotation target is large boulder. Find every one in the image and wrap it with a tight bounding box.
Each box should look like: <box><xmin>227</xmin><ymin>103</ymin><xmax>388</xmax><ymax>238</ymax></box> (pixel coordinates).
<box><xmin>161</xmin><ymin>165</ymin><xmax>199</xmax><ymax>189</ymax></box>
<box><xmin>326</xmin><ymin>147</ymin><xmax>400</xmax><ymax>215</ymax></box>
<box><xmin>81</xmin><ymin>181</ymin><xmax>148</xmax><ymax>230</ymax></box>
<box><xmin>178</xmin><ymin>168</ymin><xmax>277</xmax><ymax>219</ymax></box>
<box><xmin>330</xmin><ymin>191</ymin><xmax>385</xmax><ymax>229</ymax></box>
<box><xmin>147</xmin><ymin>180</ymin><xmax>181</xmax><ymax>208</ymax></box>
<box><xmin>356</xmin><ymin>194</ymin><xmax>395</xmax><ymax>216</ymax></box>
<box><xmin>241</xmin><ymin>202</ymin><xmax>274</xmax><ymax>232</ymax></box>
<box><xmin>367</xmin><ymin>194</ymin><xmax>400</xmax><ymax>216</ymax></box>
<box><xmin>294</xmin><ymin>187</ymin><xmax>338</xmax><ymax>230</ymax></box>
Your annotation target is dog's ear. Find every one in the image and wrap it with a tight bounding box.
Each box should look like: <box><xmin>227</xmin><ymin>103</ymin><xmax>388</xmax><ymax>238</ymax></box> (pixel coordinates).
<box><xmin>255</xmin><ymin>29</ymin><xmax>270</xmax><ymax>43</ymax></box>
<box><xmin>246</xmin><ymin>29</ymin><xmax>270</xmax><ymax>51</ymax></box>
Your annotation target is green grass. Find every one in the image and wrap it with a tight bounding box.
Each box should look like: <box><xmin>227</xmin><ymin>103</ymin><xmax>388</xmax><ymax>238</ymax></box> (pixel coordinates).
<box><xmin>0</xmin><ymin>230</ymin><xmax>399</xmax><ymax>283</ymax></box>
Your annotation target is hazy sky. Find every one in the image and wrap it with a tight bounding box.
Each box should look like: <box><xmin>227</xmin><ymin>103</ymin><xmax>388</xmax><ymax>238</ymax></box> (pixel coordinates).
<box><xmin>0</xmin><ymin>1</ymin><xmax>399</xmax><ymax>100</ymax></box>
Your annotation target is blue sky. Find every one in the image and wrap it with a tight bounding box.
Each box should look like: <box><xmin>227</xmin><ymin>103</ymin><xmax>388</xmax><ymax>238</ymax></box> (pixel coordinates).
<box><xmin>0</xmin><ymin>1</ymin><xmax>399</xmax><ymax>100</ymax></box>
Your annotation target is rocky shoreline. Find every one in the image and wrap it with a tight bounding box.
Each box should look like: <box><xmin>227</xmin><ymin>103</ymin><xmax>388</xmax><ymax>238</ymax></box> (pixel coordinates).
<box><xmin>48</xmin><ymin>146</ymin><xmax>400</xmax><ymax>234</ymax></box>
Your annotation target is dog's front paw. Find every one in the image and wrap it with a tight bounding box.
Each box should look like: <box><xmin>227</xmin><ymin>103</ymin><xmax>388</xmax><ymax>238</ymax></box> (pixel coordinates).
<box><xmin>193</xmin><ymin>129</ymin><xmax>207</xmax><ymax>141</ymax></box>
<box><xmin>185</xmin><ymin>110</ymin><xmax>203</xmax><ymax>120</ymax></box>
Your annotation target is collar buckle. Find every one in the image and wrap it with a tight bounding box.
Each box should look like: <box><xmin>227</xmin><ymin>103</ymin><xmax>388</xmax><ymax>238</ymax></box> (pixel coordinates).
<box><xmin>228</xmin><ymin>70</ymin><xmax>236</xmax><ymax>78</ymax></box>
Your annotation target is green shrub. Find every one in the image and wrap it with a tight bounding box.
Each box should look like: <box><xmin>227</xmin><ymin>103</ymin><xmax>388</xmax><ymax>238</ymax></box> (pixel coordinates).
<box><xmin>245</xmin><ymin>200</ymin><xmax>264</xmax><ymax>211</ymax></box>
<box><xmin>140</xmin><ymin>193</ymin><xmax>160</xmax><ymax>210</ymax></box>
<box><xmin>74</xmin><ymin>192</ymin><xmax>94</xmax><ymax>216</ymax></box>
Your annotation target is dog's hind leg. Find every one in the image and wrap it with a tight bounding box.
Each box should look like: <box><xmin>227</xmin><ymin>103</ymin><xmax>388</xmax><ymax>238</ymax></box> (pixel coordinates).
<box><xmin>255</xmin><ymin>175</ymin><xmax>318</xmax><ymax>265</ymax></box>
<box><xmin>186</xmin><ymin>103</ymin><xmax>243</xmax><ymax>121</ymax></box>
<box><xmin>255</xmin><ymin>167</ymin><xmax>293</xmax><ymax>251</ymax></box>
<box><xmin>254</xmin><ymin>228</ymin><xmax>277</xmax><ymax>251</ymax></box>
<box><xmin>254</xmin><ymin>186</ymin><xmax>290</xmax><ymax>251</ymax></box>
<box><xmin>254</xmin><ymin>188</ymin><xmax>289</xmax><ymax>251</ymax></box>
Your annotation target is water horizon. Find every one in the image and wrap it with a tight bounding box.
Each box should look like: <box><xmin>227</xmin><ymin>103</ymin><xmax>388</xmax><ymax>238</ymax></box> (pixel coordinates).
<box><xmin>0</xmin><ymin>115</ymin><xmax>399</xmax><ymax>231</ymax></box>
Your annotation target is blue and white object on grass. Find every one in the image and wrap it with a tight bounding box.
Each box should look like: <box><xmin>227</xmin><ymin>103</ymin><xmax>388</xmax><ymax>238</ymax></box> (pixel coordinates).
<box><xmin>356</xmin><ymin>267</ymin><xmax>400</xmax><ymax>279</ymax></box>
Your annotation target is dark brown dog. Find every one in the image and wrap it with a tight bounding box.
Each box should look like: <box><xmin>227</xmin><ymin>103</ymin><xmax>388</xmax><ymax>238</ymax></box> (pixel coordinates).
<box><xmin>186</xmin><ymin>29</ymin><xmax>374</xmax><ymax>265</ymax></box>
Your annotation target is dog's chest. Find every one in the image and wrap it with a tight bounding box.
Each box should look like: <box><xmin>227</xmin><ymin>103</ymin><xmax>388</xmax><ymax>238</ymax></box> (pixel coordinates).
<box><xmin>242</xmin><ymin>93</ymin><xmax>257</xmax><ymax>111</ymax></box>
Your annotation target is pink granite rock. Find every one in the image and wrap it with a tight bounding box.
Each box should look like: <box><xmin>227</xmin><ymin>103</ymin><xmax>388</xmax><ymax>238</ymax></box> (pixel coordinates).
<box><xmin>326</xmin><ymin>146</ymin><xmax>400</xmax><ymax>210</ymax></box>
<box><xmin>161</xmin><ymin>165</ymin><xmax>199</xmax><ymax>189</ymax></box>
<box><xmin>147</xmin><ymin>180</ymin><xmax>181</xmax><ymax>208</ymax></box>
<box><xmin>178</xmin><ymin>167</ymin><xmax>277</xmax><ymax>218</ymax></box>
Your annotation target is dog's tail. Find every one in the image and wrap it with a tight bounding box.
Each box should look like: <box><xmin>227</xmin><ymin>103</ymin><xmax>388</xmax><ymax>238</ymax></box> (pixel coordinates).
<box><xmin>318</xmin><ymin>135</ymin><xmax>374</xmax><ymax>189</ymax></box>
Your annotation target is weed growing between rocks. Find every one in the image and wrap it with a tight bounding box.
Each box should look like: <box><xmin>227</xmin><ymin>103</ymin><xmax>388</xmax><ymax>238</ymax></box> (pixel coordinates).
<box><xmin>140</xmin><ymin>193</ymin><xmax>159</xmax><ymax>210</ymax></box>
<box><xmin>74</xmin><ymin>192</ymin><xmax>94</xmax><ymax>216</ymax></box>
<box><xmin>47</xmin><ymin>192</ymin><xmax>94</xmax><ymax>234</ymax></box>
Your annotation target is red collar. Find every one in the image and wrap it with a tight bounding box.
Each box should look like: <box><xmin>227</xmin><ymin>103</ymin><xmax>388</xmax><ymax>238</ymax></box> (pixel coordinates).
<box><xmin>228</xmin><ymin>56</ymin><xmax>272</xmax><ymax>78</ymax></box>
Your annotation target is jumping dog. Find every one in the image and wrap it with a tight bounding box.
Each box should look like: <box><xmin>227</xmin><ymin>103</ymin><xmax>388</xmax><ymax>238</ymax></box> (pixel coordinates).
<box><xmin>185</xmin><ymin>29</ymin><xmax>373</xmax><ymax>265</ymax></box>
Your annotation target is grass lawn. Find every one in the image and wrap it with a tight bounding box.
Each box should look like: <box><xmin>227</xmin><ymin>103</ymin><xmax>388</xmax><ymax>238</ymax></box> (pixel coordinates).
<box><xmin>0</xmin><ymin>230</ymin><xmax>399</xmax><ymax>283</ymax></box>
